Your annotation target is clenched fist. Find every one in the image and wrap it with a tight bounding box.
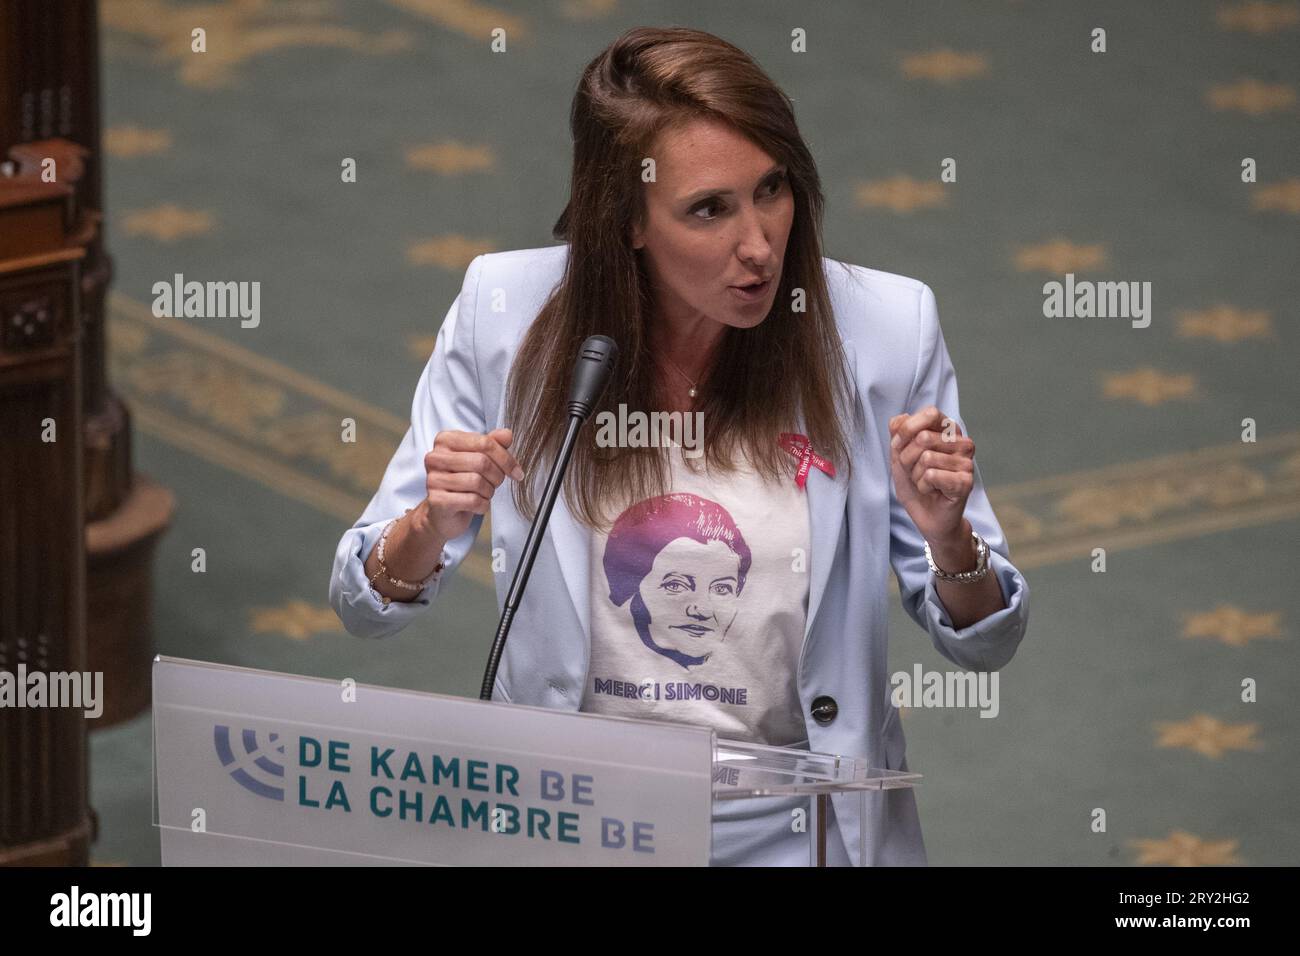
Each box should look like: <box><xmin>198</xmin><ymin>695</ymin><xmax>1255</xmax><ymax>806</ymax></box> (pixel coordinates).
<box><xmin>888</xmin><ymin>406</ymin><xmax>974</xmax><ymax>548</ymax></box>
<box><xmin>423</xmin><ymin>427</ymin><xmax>524</xmax><ymax>543</ymax></box>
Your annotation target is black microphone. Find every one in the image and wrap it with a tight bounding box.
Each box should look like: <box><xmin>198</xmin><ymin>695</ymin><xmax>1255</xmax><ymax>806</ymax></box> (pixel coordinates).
<box><xmin>479</xmin><ymin>335</ymin><xmax>618</xmax><ymax>700</ymax></box>
<box><xmin>566</xmin><ymin>335</ymin><xmax>619</xmax><ymax>420</ymax></box>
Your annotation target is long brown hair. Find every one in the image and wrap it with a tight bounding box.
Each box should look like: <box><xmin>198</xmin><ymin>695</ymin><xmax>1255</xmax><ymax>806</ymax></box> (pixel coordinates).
<box><xmin>506</xmin><ymin>25</ymin><xmax>855</xmax><ymax>530</ymax></box>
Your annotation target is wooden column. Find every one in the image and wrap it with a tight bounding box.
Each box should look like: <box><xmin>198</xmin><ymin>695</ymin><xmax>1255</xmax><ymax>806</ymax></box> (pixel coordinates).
<box><xmin>0</xmin><ymin>172</ymin><xmax>93</xmax><ymax>865</ymax></box>
<box><xmin>1</xmin><ymin>0</ymin><xmax>177</xmax><ymax>865</ymax></box>
<box><xmin>1</xmin><ymin>0</ymin><xmax>174</xmax><ymax>734</ymax></box>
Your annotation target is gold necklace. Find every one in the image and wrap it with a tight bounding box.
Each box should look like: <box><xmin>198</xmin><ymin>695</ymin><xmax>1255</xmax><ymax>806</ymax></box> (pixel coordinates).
<box><xmin>661</xmin><ymin>354</ymin><xmax>698</xmax><ymax>399</ymax></box>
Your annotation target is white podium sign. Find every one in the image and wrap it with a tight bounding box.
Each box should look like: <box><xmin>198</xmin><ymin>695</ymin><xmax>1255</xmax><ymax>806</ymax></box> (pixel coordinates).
<box><xmin>153</xmin><ymin>657</ymin><xmax>714</xmax><ymax>865</ymax></box>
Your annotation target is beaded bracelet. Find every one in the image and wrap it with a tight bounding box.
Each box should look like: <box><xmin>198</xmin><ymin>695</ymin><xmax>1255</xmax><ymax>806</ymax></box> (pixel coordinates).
<box><xmin>367</xmin><ymin>509</ymin><xmax>444</xmax><ymax>606</ymax></box>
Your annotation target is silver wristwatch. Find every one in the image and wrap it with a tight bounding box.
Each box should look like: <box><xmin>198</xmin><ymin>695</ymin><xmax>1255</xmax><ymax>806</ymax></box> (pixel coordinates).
<box><xmin>924</xmin><ymin>530</ymin><xmax>990</xmax><ymax>583</ymax></box>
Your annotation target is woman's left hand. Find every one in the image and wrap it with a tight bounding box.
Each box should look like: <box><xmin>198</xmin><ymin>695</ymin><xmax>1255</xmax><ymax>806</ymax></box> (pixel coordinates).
<box><xmin>888</xmin><ymin>406</ymin><xmax>975</xmax><ymax>547</ymax></box>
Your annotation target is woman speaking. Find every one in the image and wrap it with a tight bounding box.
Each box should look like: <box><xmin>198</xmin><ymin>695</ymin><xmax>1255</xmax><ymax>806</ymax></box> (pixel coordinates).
<box><xmin>330</xmin><ymin>25</ymin><xmax>1029</xmax><ymax>866</ymax></box>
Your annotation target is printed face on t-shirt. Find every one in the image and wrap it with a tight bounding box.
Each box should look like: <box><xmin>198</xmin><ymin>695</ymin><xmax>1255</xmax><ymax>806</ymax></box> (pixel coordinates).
<box><xmin>638</xmin><ymin>536</ymin><xmax>741</xmax><ymax>661</ymax></box>
<box><xmin>602</xmin><ymin>491</ymin><xmax>752</xmax><ymax>672</ymax></box>
<box><xmin>585</xmin><ymin>460</ymin><xmax>808</xmax><ymax>749</ymax></box>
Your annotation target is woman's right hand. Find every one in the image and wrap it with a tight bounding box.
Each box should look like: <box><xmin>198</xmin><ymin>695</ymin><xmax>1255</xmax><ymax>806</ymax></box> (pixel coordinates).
<box><xmin>422</xmin><ymin>427</ymin><xmax>524</xmax><ymax>543</ymax></box>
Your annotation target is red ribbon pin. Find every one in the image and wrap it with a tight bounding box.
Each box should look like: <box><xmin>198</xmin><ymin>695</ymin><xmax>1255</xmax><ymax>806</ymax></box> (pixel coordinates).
<box><xmin>778</xmin><ymin>433</ymin><xmax>836</xmax><ymax>489</ymax></box>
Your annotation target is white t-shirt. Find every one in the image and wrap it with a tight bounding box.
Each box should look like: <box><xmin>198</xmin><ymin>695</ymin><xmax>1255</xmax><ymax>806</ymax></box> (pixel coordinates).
<box><xmin>580</xmin><ymin>442</ymin><xmax>811</xmax><ymax>748</ymax></box>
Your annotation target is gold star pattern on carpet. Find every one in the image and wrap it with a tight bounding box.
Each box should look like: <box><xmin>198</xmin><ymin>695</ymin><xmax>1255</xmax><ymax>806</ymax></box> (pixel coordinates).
<box><xmin>104</xmin><ymin>124</ymin><xmax>172</xmax><ymax>158</ymax></box>
<box><xmin>1013</xmin><ymin>239</ymin><xmax>1108</xmax><ymax>274</ymax></box>
<box><xmin>1176</xmin><ymin>304</ymin><xmax>1273</xmax><ymax>342</ymax></box>
<box><xmin>1181</xmin><ymin>605</ymin><xmax>1283</xmax><ymax>647</ymax></box>
<box><xmin>250</xmin><ymin>600</ymin><xmax>345</xmax><ymax>641</ymax></box>
<box><xmin>407</xmin><ymin>333</ymin><xmax>439</xmax><ymax>361</ymax></box>
<box><xmin>854</xmin><ymin>175</ymin><xmax>948</xmax><ymax>213</ymax></box>
<box><xmin>1101</xmin><ymin>368</ymin><xmax>1197</xmax><ymax>405</ymax></box>
<box><xmin>1206</xmin><ymin>78</ymin><xmax>1297</xmax><ymax>115</ymax></box>
<box><xmin>1154</xmin><ymin>714</ymin><xmax>1264</xmax><ymax>759</ymax></box>
<box><xmin>901</xmin><ymin>48</ymin><xmax>990</xmax><ymax>83</ymax></box>
<box><xmin>1216</xmin><ymin>1</ymin><xmax>1300</xmax><ymax>34</ymax></box>
<box><xmin>121</xmin><ymin>203</ymin><xmax>214</xmax><ymax>242</ymax></box>
<box><xmin>1128</xmin><ymin>830</ymin><xmax>1244</xmax><ymax>866</ymax></box>
<box><xmin>406</xmin><ymin>235</ymin><xmax>497</xmax><ymax>270</ymax></box>
<box><xmin>405</xmin><ymin>140</ymin><xmax>497</xmax><ymax>175</ymax></box>
<box><xmin>1252</xmin><ymin>179</ymin><xmax>1300</xmax><ymax>214</ymax></box>
<box><xmin>559</xmin><ymin>0</ymin><xmax>618</xmax><ymax>19</ymax></box>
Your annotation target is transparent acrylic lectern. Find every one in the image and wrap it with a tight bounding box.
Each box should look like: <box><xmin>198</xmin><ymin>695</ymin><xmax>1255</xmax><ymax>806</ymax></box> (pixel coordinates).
<box><xmin>153</xmin><ymin>656</ymin><xmax>920</xmax><ymax>866</ymax></box>
<box><xmin>712</xmin><ymin>738</ymin><xmax>920</xmax><ymax>866</ymax></box>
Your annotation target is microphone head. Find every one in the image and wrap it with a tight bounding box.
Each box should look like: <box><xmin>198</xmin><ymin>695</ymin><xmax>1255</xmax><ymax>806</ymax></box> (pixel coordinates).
<box><xmin>567</xmin><ymin>335</ymin><xmax>619</xmax><ymax>421</ymax></box>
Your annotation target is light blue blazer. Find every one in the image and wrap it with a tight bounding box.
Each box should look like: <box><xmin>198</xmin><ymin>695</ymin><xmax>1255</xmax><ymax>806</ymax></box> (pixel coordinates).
<box><xmin>330</xmin><ymin>244</ymin><xmax>1030</xmax><ymax>866</ymax></box>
